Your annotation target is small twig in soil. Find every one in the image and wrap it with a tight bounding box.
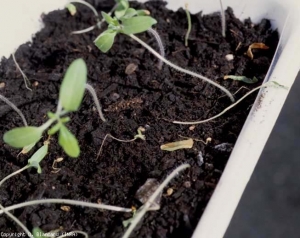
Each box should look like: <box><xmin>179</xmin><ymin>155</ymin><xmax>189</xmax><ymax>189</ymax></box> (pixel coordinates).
<box><xmin>12</xmin><ymin>53</ymin><xmax>32</xmax><ymax>91</ymax></box>
<box><xmin>184</xmin><ymin>3</ymin><xmax>192</xmax><ymax>47</ymax></box>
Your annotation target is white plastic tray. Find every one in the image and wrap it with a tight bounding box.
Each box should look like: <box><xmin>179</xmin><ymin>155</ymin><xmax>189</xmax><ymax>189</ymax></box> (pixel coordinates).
<box><xmin>1</xmin><ymin>1</ymin><xmax>300</xmax><ymax>238</ymax></box>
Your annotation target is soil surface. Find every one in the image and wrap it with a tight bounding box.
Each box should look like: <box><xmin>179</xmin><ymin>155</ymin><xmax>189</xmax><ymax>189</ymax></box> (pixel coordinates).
<box><xmin>0</xmin><ymin>0</ymin><xmax>278</xmax><ymax>237</ymax></box>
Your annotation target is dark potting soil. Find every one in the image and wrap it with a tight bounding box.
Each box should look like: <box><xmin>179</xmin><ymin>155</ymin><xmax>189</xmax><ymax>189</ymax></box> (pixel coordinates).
<box><xmin>0</xmin><ymin>0</ymin><xmax>278</xmax><ymax>237</ymax></box>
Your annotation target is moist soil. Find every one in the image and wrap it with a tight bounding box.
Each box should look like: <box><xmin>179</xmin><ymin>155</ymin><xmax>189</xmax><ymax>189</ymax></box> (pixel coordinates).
<box><xmin>0</xmin><ymin>1</ymin><xmax>278</xmax><ymax>237</ymax></box>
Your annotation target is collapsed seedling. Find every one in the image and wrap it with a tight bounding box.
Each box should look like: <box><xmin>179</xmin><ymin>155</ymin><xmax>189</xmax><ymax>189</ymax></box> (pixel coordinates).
<box><xmin>246</xmin><ymin>43</ymin><xmax>269</xmax><ymax>59</ymax></box>
<box><xmin>224</xmin><ymin>75</ymin><xmax>259</xmax><ymax>84</ymax></box>
<box><xmin>97</xmin><ymin>127</ymin><xmax>146</xmax><ymax>159</ymax></box>
<box><xmin>160</xmin><ymin>138</ymin><xmax>194</xmax><ymax>151</ymax></box>
<box><xmin>3</xmin><ymin>58</ymin><xmax>105</xmax><ymax>158</ymax></box>
<box><xmin>12</xmin><ymin>52</ymin><xmax>32</xmax><ymax>91</ymax></box>
<box><xmin>173</xmin><ymin>81</ymin><xmax>288</xmax><ymax>125</ymax></box>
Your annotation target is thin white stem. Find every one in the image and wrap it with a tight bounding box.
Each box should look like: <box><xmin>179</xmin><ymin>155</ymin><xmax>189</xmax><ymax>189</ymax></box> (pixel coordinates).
<box><xmin>0</xmin><ymin>204</ymin><xmax>32</xmax><ymax>237</ymax></box>
<box><xmin>57</xmin><ymin>230</ymin><xmax>88</xmax><ymax>238</ymax></box>
<box><xmin>97</xmin><ymin>134</ymin><xmax>136</xmax><ymax>159</ymax></box>
<box><xmin>0</xmin><ymin>199</ymin><xmax>132</xmax><ymax>215</ymax></box>
<box><xmin>0</xmin><ymin>165</ymin><xmax>29</xmax><ymax>188</ymax></box>
<box><xmin>185</xmin><ymin>3</ymin><xmax>192</xmax><ymax>47</ymax></box>
<box><xmin>85</xmin><ymin>83</ymin><xmax>106</xmax><ymax>122</ymax></box>
<box><xmin>12</xmin><ymin>53</ymin><xmax>32</xmax><ymax>91</ymax></box>
<box><xmin>70</xmin><ymin>0</ymin><xmax>99</xmax><ymax>17</ymax></box>
<box><xmin>147</xmin><ymin>28</ymin><xmax>165</xmax><ymax>70</ymax></box>
<box><xmin>173</xmin><ymin>81</ymin><xmax>283</xmax><ymax>125</ymax></box>
<box><xmin>129</xmin><ymin>34</ymin><xmax>235</xmax><ymax>102</ymax></box>
<box><xmin>71</xmin><ymin>3</ymin><xmax>118</xmax><ymax>34</ymax></box>
<box><xmin>71</xmin><ymin>25</ymin><xmax>96</xmax><ymax>35</ymax></box>
<box><xmin>0</xmin><ymin>94</ymin><xmax>28</xmax><ymax>126</ymax></box>
<box><xmin>122</xmin><ymin>164</ymin><xmax>190</xmax><ymax>238</ymax></box>
<box><xmin>219</xmin><ymin>0</ymin><xmax>226</xmax><ymax>37</ymax></box>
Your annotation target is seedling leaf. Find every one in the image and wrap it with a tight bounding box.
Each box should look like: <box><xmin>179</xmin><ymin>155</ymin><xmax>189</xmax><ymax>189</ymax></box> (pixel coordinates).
<box><xmin>94</xmin><ymin>30</ymin><xmax>117</xmax><ymax>53</ymax></box>
<box><xmin>66</xmin><ymin>3</ymin><xmax>77</xmax><ymax>16</ymax></box>
<box><xmin>32</xmin><ymin>227</ymin><xmax>46</xmax><ymax>238</ymax></box>
<box><xmin>246</xmin><ymin>43</ymin><xmax>269</xmax><ymax>59</ymax></box>
<box><xmin>59</xmin><ymin>59</ymin><xmax>88</xmax><ymax>112</ymax></box>
<box><xmin>115</xmin><ymin>0</ymin><xmax>129</xmax><ymax>19</ymax></box>
<box><xmin>48</xmin><ymin>123</ymin><xmax>62</xmax><ymax>135</ymax></box>
<box><xmin>160</xmin><ymin>138</ymin><xmax>194</xmax><ymax>151</ymax></box>
<box><xmin>28</xmin><ymin>144</ymin><xmax>48</xmax><ymax>174</ymax></box>
<box><xmin>20</xmin><ymin>142</ymin><xmax>36</xmax><ymax>155</ymax></box>
<box><xmin>136</xmin><ymin>10</ymin><xmax>150</xmax><ymax>16</ymax></box>
<box><xmin>224</xmin><ymin>75</ymin><xmax>258</xmax><ymax>84</ymax></box>
<box><xmin>58</xmin><ymin>125</ymin><xmax>80</xmax><ymax>158</ymax></box>
<box><xmin>121</xmin><ymin>16</ymin><xmax>157</xmax><ymax>35</ymax></box>
<box><xmin>4</xmin><ymin>127</ymin><xmax>42</xmax><ymax>148</ymax></box>
<box><xmin>101</xmin><ymin>11</ymin><xmax>115</xmax><ymax>25</ymax></box>
<box><xmin>121</xmin><ymin>8</ymin><xmax>137</xmax><ymax>19</ymax></box>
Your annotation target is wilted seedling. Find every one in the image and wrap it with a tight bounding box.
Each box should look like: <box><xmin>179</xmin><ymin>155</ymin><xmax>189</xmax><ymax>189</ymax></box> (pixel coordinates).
<box><xmin>12</xmin><ymin>53</ymin><xmax>32</xmax><ymax>91</ymax></box>
<box><xmin>160</xmin><ymin>138</ymin><xmax>194</xmax><ymax>151</ymax></box>
<box><xmin>3</xmin><ymin>59</ymin><xmax>105</xmax><ymax>158</ymax></box>
<box><xmin>173</xmin><ymin>81</ymin><xmax>288</xmax><ymax>125</ymax></box>
<box><xmin>246</xmin><ymin>43</ymin><xmax>269</xmax><ymax>59</ymax></box>
<box><xmin>224</xmin><ymin>75</ymin><xmax>259</xmax><ymax>84</ymax></box>
<box><xmin>97</xmin><ymin>127</ymin><xmax>146</xmax><ymax>158</ymax></box>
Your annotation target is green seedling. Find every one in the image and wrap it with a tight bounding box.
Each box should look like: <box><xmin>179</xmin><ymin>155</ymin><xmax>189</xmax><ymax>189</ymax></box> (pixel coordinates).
<box><xmin>224</xmin><ymin>75</ymin><xmax>259</xmax><ymax>84</ymax></box>
<box><xmin>94</xmin><ymin>0</ymin><xmax>235</xmax><ymax>102</ymax></box>
<box><xmin>173</xmin><ymin>81</ymin><xmax>288</xmax><ymax>125</ymax></box>
<box><xmin>184</xmin><ymin>3</ymin><xmax>191</xmax><ymax>47</ymax></box>
<box><xmin>66</xmin><ymin>3</ymin><xmax>77</xmax><ymax>16</ymax></box>
<box><xmin>3</xmin><ymin>59</ymin><xmax>105</xmax><ymax>158</ymax></box>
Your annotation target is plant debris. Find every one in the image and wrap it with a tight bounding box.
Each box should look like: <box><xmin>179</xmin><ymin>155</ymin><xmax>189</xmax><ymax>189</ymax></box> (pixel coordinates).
<box><xmin>160</xmin><ymin>138</ymin><xmax>194</xmax><ymax>151</ymax></box>
<box><xmin>246</xmin><ymin>42</ymin><xmax>269</xmax><ymax>59</ymax></box>
<box><xmin>224</xmin><ymin>75</ymin><xmax>259</xmax><ymax>84</ymax></box>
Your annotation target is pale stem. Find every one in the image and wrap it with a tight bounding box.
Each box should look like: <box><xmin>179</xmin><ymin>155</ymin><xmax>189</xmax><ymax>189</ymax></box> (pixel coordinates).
<box><xmin>0</xmin><ymin>199</ymin><xmax>132</xmax><ymax>215</ymax></box>
<box><xmin>129</xmin><ymin>34</ymin><xmax>235</xmax><ymax>102</ymax></box>
<box><xmin>0</xmin><ymin>94</ymin><xmax>28</xmax><ymax>126</ymax></box>
<box><xmin>70</xmin><ymin>0</ymin><xmax>99</xmax><ymax>17</ymax></box>
<box><xmin>122</xmin><ymin>164</ymin><xmax>191</xmax><ymax>238</ymax></box>
<box><xmin>185</xmin><ymin>3</ymin><xmax>192</xmax><ymax>47</ymax></box>
<box><xmin>173</xmin><ymin>81</ymin><xmax>280</xmax><ymax>125</ymax></box>
<box><xmin>147</xmin><ymin>28</ymin><xmax>165</xmax><ymax>70</ymax></box>
<box><xmin>219</xmin><ymin>0</ymin><xmax>226</xmax><ymax>37</ymax></box>
<box><xmin>85</xmin><ymin>83</ymin><xmax>106</xmax><ymax>122</ymax></box>
<box><xmin>0</xmin><ymin>204</ymin><xmax>32</xmax><ymax>237</ymax></box>
<box><xmin>12</xmin><ymin>53</ymin><xmax>32</xmax><ymax>91</ymax></box>
<box><xmin>0</xmin><ymin>165</ymin><xmax>29</xmax><ymax>188</ymax></box>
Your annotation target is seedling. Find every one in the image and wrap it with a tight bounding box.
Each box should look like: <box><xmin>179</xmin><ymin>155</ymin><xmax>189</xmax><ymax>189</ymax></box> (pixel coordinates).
<box><xmin>94</xmin><ymin>0</ymin><xmax>235</xmax><ymax>102</ymax></box>
<box><xmin>0</xmin><ymin>93</ymin><xmax>27</xmax><ymax>126</ymax></box>
<box><xmin>97</xmin><ymin>127</ymin><xmax>146</xmax><ymax>159</ymax></box>
<box><xmin>246</xmin><ymin>43</ymin><xmax>269</xmax><ymax>59</ymax></box>
<box><xmin>172</xmin><ymin>81</ymin><xmax>288</xmax><ymax>125</ymax></box>
<box><xmin>224</xmin><ymin>75</ymin><xmax>259</xmax><ymax>84</ymax></box>
<box><xmin>66</xmin><ymin>3</ymin><xmax>77</xmax><ymax>16</ymax></box>
<box><xmin>219</xmin><ymin>0</ymin><xmax>226</xmax><ymax>37</ymax></box>
<box><xmin>12</xmin><ymin>52</ymin><xmax>32</xmax><ymax>91</ymax></box>
<box><xmin>122</xmin><ymin>164</ymin><xmax>190</xmax><ymax>238</ymax></box>
<box><xmin>3</xmin><ymin>59</ymin><xmax>105</xmax><ymax>158</ymax></box>
<box><xmin>184</xmin><ymin>3</ymin><xmax>192</xmax><ymax>47</ymax></box>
